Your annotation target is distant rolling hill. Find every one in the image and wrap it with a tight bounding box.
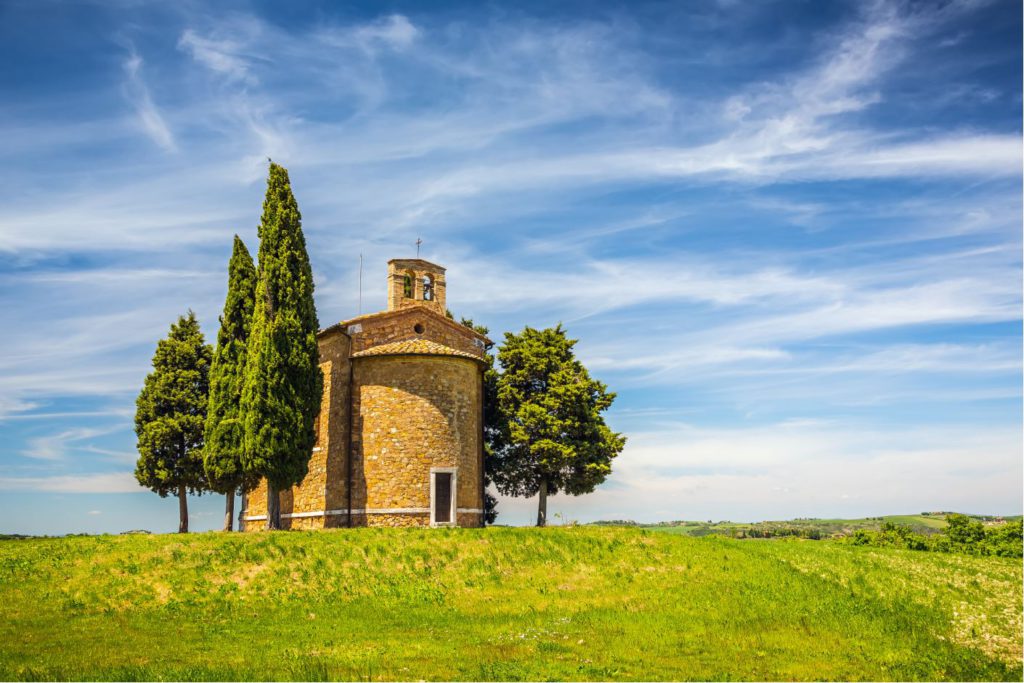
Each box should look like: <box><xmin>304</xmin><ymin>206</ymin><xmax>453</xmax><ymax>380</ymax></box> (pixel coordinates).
<box><xmin>590</xmin><ymin>513</ymin><xmax>1022</xmax><ymax>538</ymax></box>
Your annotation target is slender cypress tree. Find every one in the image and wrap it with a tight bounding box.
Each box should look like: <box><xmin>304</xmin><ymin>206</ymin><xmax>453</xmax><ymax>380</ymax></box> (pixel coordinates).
<box><xmin>204</xmin><ymin>236</ymin><xmax>258</xmax><ymax>531</ymax></box>
<box><xmin>240</xmin><ymin>162</ymin><xmax>323</xmax><ymax>530</ymax></box>
<box><xmin>134</xmin><ymin>311</ymin><xmax>213</xmax><ymax>533</ymax></box>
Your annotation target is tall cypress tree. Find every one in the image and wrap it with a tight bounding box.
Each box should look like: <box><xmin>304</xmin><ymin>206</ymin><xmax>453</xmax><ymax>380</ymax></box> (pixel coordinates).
<box><xmin>135</xmin><ymin>311</ymin><xmax>213</xmax><ymax>533</ymax></box>
<box><xmin>204</xmin><ymin>236</ymin><xmax>257</xmax><ymax>531</ymax></box>
<box><xmin>240</xmin><ymin>162</ymin><xmax>323</xmax><ymax>530</ymax></box>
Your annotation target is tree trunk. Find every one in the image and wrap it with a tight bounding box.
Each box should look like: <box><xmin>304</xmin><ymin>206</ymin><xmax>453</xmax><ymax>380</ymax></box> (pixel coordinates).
<box><xmin>178</xmin><ymin>484</ymin><xmax>188</xmax><ymax>533</ymax></box>
<box><xmin>223</xmin><ymin>487</ymin><xmax>235</xmax><ymax>532</ymax></box>
<box><xmin>537</xmin><ymin>479</ymin><xmax>548</xmax><ymax>527</ymax></box>
<box><xmin>266</xmin><ymin>482</ymin><xmax>281</xmax><ymax>530</ymax></box>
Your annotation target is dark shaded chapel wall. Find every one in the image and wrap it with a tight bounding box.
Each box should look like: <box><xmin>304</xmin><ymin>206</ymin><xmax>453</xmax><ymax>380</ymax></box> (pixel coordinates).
<box><xmin>241</xmin><ymin>330</ymin><xmax>352</xmax><ymax>530</ymax></box>
<box><xmin>318</xmin><ymin>330</ymin><xmax>353</xmax><ymax>527</ymax></box>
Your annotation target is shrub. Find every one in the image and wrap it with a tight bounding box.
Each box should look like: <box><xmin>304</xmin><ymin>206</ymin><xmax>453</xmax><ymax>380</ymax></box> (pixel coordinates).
<box><xmin>845</xmin><ymin>517</ymin><xmax>1022</xmax><ymax>558</ymax></box>
<box><xmin>945</xmin><ymin>514</ymin><xmax>986</xmax><ymax>547</ymax></box>
<box><xmin>983</xmin><ymin>519</ymin><xmax>1023</xmax><ymax>558</ymax></box>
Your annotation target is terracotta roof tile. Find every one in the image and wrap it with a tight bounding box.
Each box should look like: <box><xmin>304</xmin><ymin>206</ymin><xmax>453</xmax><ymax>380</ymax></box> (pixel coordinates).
<box><xmin>351</xmin><ymin>339</ymin><xmax>483</xmax><ymax>362</ymax></box>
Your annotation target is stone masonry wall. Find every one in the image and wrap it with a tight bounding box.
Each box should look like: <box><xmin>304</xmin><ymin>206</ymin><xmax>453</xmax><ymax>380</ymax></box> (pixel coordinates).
<box><xmin>346</xmin><ymin>307</ymin><xmax>487</xmax><ymax>359</ymax></box>
<box><xmin>351</xmin><ymin>355</ymin><xmax>483</xmax><ymax>527</ymax></box>
<box><xmin>241</xmin><ymin>333</ymin><xmax>485</xmax><ymax>531</ymax></box>
<box><xmin>387</xmin><ymin>259</ymin><xmax>446</xmax><ymax>316</ymax></box>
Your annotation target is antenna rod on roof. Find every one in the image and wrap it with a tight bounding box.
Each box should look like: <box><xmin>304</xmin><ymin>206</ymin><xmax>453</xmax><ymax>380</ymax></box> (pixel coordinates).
<box><xmin>358</xmin><ymin>253</ymin><xmax>363</xmax><ymax>315</ymax></box>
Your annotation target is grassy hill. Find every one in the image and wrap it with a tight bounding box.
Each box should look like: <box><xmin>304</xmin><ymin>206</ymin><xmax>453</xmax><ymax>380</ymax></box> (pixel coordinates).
<box><xmin>0</xmin><ymin>527</ymin><xmax>1020</xmax><ymax>681</ymax></box>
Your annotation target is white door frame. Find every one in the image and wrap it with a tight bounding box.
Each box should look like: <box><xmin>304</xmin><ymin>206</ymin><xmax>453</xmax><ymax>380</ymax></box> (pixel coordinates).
<box><xmin>429</xmin><ymin>467</ymin><xmax>457</xmax><ymax>527</ymax></box>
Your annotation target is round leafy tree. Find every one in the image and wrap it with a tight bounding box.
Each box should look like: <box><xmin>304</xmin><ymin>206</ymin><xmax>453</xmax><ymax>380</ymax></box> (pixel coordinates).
<box><xmin>490</xmin><ymin>324</ymin><xmax>625</xmax><ymax>526</ymax></box>
<box><xmin>134</xmin><ymin>311</ymin><xmax>213</xmax><ymax>533</ymax></box>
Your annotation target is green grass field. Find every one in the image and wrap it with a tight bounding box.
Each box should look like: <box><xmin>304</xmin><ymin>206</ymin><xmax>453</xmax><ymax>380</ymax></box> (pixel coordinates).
<box><xmin>0</xmin><ymin>527</ymin><xmax>1020</xmax><ymax>681</ymax></box>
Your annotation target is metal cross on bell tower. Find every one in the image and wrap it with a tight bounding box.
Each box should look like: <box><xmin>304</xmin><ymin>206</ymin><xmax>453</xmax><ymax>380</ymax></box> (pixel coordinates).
<box><xmin>416</xmin><ymin>237</ymin><xmax>422</xmax><ymax>257</ymax></box>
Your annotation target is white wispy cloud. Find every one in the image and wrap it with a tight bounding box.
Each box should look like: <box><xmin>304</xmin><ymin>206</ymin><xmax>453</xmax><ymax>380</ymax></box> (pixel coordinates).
<box><xmin>802</xmin><ymin>133</ymin><xmax>1022</xmax><ymax>179</ymax></box>
<box><xmin>121</xmin><ymin>51</ymin><xmax>176</xmax><ymax>151</ymax></box>
<box><xmin>0</xmin><ymin>1</ymin><xmax>1018</xmax><ymax>528</ymax></box>
<box><xmin>0</xmin><ymin>408</ymin><xmax>133</xmax><ymax>423</ymax></box>
<box><xmin>352</xmin><ymin>14</ymin><xmax>419</xmax><ymax>51</ymax></box>
<box><xmin>0</xmin><ymin>267</ymin><xmax>225</xmax><ymax>419</ymax></box>
<box><xmin>445</xmin><ymin>240</ymin><xmax>1019</xmax><ymax>329</ymax></box>
<box><xmin>495</xmin><ymin>422</ymin><xmax>1023</xmax><ymax>523</ymax></box>
<box><xmin>449</xmin><ymin>255</ymin><xmax>847</xmax><ymax>314</ymax></box>
<box><xmin>21</xmin><ymin>427</ymin><xmax>114</xmax><ymax>461</ymax></box>
<box><xmin>710</xmin><ymin>277</ymin><xmax>1018</xmax><ymax>346</ymax></box>
<box><xmin>178</xmin><ymin>29</ymin><xmax>256</xmax><ymax>84</ymax></box>
<box><xmin>316</xmin><ymin>13</ymin><xmax>420</xmax><ymax>52</ymax></box>
<box><xmin>3</xmin><ymin>3</ymin><xmax>1018</xmax><ymax>255</ymax></box>
<box><xmin>0</xmin><ymin>472</ymin><xmax>143</xmax><ymax>494</ymax></box>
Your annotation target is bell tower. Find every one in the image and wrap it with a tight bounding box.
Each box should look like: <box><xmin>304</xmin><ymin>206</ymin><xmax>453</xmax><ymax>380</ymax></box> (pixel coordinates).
<box><xmin>387</xmin><ymin>258</ymin><xmax>447</xmax><ymax>315</ymax></box>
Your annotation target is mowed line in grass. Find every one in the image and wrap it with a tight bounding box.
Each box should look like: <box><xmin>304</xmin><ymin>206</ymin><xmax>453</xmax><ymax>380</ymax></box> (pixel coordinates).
<box><xmin>0</xmin><ymin>527</ymin><xmax>1019</xmax><ymax>681</ymax></box>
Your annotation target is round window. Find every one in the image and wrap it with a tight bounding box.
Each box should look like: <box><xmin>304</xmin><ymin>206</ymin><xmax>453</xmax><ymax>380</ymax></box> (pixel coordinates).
<box><xmin>414</xmin><ymin>323</ymin><xmax>424</xmax><ymax>334</ymax></box>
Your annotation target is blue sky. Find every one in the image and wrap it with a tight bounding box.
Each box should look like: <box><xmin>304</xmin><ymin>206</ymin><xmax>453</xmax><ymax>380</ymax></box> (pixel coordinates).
<box><xmin>0</xmin><ymin>0</ymin><xmax>1020</xmax><ymax>533</ymax></box>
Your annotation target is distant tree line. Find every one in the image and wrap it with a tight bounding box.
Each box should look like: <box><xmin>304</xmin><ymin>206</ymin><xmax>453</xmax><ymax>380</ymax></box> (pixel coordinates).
<box><xmin>737</xmin><ymin>526</ymin><xmax>824</xmax><ymax>540</ymax></box>
<box><xmin>134</xmin><ymin>163</ymin><xmax>623</xmax><ymax>532</ymax></box>
<box><xmin>847</xmin><ymin>515</ymin><xmax>1023</xmax><ymax>558</ymax></box>
<box><xmin>588</xmin><ymin>516</ymin><xmax>1022</xmax><ymax>553</ymax></box>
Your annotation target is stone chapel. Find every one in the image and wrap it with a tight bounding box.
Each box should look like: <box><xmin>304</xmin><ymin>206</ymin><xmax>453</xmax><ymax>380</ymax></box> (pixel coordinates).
<box><xmin>239</xmin><ymin>258</ymin><xmax>489</xmax><ymax>530</ymax></box>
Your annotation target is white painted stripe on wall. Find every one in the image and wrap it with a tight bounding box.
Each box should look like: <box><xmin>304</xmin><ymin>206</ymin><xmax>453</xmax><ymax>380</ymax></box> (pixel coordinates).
<box><xmin>243</xmin><ymin>507</ymin><xmax>483</xmax><ymax>522</ymax></box>
<box><xmin>285</xmin><ymin>510</ymin><xmax>332</xmax><ymax>519</ymax></box>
